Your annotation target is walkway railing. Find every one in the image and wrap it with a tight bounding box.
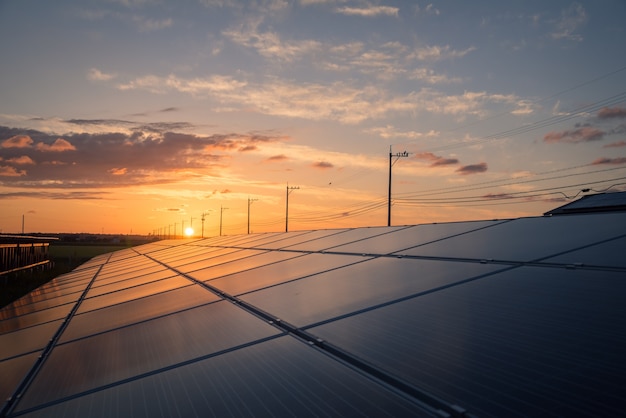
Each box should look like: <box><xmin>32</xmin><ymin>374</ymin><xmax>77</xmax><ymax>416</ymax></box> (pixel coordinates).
<box><xmin>0</xmin><ymin>235</ymin><xmax>57</xmax><ymax>278</ymax></box>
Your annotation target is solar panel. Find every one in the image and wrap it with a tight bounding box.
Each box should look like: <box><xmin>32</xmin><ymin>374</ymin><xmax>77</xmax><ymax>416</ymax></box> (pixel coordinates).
<box><xmin>1</xmin><ymin>211</ymin><xmax>625</xmax><ymax>417</ymax></box>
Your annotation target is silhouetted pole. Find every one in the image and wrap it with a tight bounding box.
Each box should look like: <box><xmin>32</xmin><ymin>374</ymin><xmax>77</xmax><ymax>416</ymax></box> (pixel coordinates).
<box><xmin>220</xmin><ymin>206</ymin><xmax>228</xmax><ymax>236</ymax></box>
<box><xmin>22</xmin><ymin>214</ymin><xmax>24</xmax><ymax>235</ymax></box>
<box><xmin>248</xmin><ymin>197</ymin><xmax>258</xmax><ymax>234</ymax></box>
<box><xmin>286</xmin><ymin>183</ymin><xmax>300</xmax><ymax>232</ymax></box>
<box><xmin>388</xmin><ymin>147</ymin><xmax>409</xmax><ymax>226</ymax></box>
<box><xmin>201</xmin><ymin>212</ymin><xmax>209</xmax><ymax>238</ymax></box>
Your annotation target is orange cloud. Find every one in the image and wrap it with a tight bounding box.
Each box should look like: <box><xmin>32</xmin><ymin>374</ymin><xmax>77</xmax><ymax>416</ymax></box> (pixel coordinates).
<box><xmin>2</xmin><ymin>135</ymin><xmax>34</xmax><ymax>148</ymax></box>
<box><xmin>6</xmin><ymin>155</ymin><xmax>35</xmax><ymax>165</ymax></box>
<box><xmin>0</xmin><ymin>165</ymin><xmax>27</xmax><ymax>177</ymax></box>
<box><xmin>312</xmin><ymin>161</ymin><xmax>334</xmax><ymax>169</ymax></box>
<box><xmin>35</xmin><ymin>138</ymin><xmax>76</xmax><ymax>152</ymax></box>
<box><xmin>108</xmin><ymin>167</ymin><xmax>128</xmax><ymax>175</ymax></box>
<box><xmin>265</xmin><ymin>154</ymin><xmax>288</xmax><ymax>162</ymax></box>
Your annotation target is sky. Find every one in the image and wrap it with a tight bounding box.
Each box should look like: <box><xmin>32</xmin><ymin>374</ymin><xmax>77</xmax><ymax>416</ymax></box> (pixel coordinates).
<box><xmin>1</xmin><ymin>0</ymin><xmax>626</xmax><ymax>236</ymax></box>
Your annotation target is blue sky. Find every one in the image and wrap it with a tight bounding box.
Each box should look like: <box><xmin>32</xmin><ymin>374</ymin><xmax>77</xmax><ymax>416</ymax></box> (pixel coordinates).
<box><xmin>1</xmin><ymin>0</ymin><xmax>625</xmax><ymax>235</ymax></box>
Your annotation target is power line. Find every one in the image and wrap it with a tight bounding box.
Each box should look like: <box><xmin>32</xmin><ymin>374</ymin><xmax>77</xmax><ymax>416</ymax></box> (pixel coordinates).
<box><xmin>396</xmin><ymin>165</ymin><xmax>626</xmax><ymax>199</ymax></box>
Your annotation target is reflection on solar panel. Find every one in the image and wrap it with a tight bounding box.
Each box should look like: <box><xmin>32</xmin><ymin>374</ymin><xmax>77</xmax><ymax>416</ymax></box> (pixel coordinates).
<box><xmin>2</xmin><ymin>213</ymin><xmax>626</xmax><ymax>417</ymax></box>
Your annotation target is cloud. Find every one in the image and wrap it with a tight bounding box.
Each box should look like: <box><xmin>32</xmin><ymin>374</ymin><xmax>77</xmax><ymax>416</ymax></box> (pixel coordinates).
<box><xmin>87</xmin><ymin>68</ymin><xmax>116</xmax><ymax>81</ymax></box>
<box><xmin>6</xmin><ymin>156</ymin><xmax>35</xmax><ymax>165</ymax></box>
<box><xmin>265</xmin><ymin>154</ymin><xmax>288</xmax><ymax>162</ymax></box>
<box><xmin>160</xmin><ymin>107</ymin><xmax>180</xmax><ymax>112</ymax></box>
<box><xmin>312</xmin><ymin>161</ymin><xmax>333</xmax><ymax>169</ymax></box>
<box><xmin>551</xmin><ymin>2</ymin><xmax>587</xmax><ymax>41</ymax></box>
<box><xmin>482</xmin><ymin>193</ymin><xmax>514</xmax><ymax>200</ymax></box>
<box><xmin>409</xmin><ymin>45</ymin><xmax>476</xmax><ymax>62</ymax></box>
<box><xmin>543</xmin><ymin>127</ymin><xmax>605</xmax><ymax>143</ymax></box>
<box><xmin>2</xmin><ymin>135</ymin><xmax>34</xmax><ymax>148</ymax></box>
<box><xmin>598</xmin><ymin>106</ymin><xmax>626</xmax><ymax>120</ymax></box>
<box><xmin>118</xmin><ymin>73</ymin><xmax>247</xmax><ymax>95</ymax></box>
<box><xmin>366</xmin><ymin>125</ymin><xmax>440</xmax><ymax>140</ymax></box>
<box><xmin>114</xmin><ymin>71</ymin><xmax>529</xmax><ymax>124</ymax></box>
<box><xmin>0</xmin><ymin>165</ymin><xmax>27</xmax><ymax>177</ymax></box>
<box><xmin>35</xmin><ymin>138</ymin><xmax>77</xmax><ymax>152</ymax></box>
<box><xmin>409</xmin><ymin>68</ymin><xmax>462</xmax><ymax>84</ymax></box>
<box><xmin>604</xmin><ymin>141</ymin><xmax>626</xmax><ymax>148</ymax></box>
<box><xmin>108</xmin><ymin>167</ymin><xmax>128</xmax><ymax>175</ymax></box>
<box><xmin>335</xmin><ymin>6</ymin><xmax>399</xmax><ymax>17</ymax></box>
<box><xmin>0</xmin><ymin>125</ymin><xmax>286</xmax><ymax>188</ymax></box>
<box><xmin>456</xmin><ymin>162</ymin><xmax>487</xmax><ymax>175</ymax></box>
<box><xmin>223</xmin><ymin>20</ymin><xmax>322</xmax><ymax>62</ymax></box>
<box><xmin>413</xmin><ymin>152</ymin><xmax>459</xmax><ymax>167</ymax></box>
<box><xmin>239</xmin><ymin>145</ymin><xmax>257</xmax><ymax>152</ymax></box>
<box><xmin>0</xmin><ymin>191</ymin><xmax>106</xmax><ymax>200</ymax></box>
<box><xmin>591</xmin><ymin>157</ymin><xmax>626</xmax><ymax>165</ymax></box>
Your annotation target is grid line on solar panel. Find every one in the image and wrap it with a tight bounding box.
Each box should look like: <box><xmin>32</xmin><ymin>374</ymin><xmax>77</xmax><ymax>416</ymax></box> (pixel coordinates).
<box><xmin>186</xmin><ymin>250</ymin><xmax>303</xmax><ymax>283</ymax></box>
<box><xmin>0</xmin><ymin>255</ymin><xmax>110</xmax><ymax>418</ymax></box>
<box><xmin>396</xmin><ymin>213</ymin><xmax>626</xmax><ymax>263</ymax></box>
<box><xmin>76</xmin><ymin>276</ymin><xmax>192</xmax><ymax>314</ymax></box>
<box><xmin>59</xmin><ymin>285</ymin><xmax>222</xmax><ymax>344</ymax></box>
<box><xmin>307</xmin><ymin>265</ymin><xmax>626</xmax><ymax>417</ymax></box>
<box><xmin>13</xmin><ymin>301</ymin><xmax>283</xmax><ymax>412</ymax></box>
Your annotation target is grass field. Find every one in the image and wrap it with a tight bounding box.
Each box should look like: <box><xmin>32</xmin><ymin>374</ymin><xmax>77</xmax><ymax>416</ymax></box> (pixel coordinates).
<box><xmin>1</xmin><ymin>244</ymin><xmax>129</xmax><ymax>308</ymax></box>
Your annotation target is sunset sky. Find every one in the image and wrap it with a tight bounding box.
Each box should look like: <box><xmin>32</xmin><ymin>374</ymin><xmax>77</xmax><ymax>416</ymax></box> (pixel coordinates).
<box><xmin>1</xmin><ymin>0</ymin><xmax>626</xmax><ymax>236</ymax></box>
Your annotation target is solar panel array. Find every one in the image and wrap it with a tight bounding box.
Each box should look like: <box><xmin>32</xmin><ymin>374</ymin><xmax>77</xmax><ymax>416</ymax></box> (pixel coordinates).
<box><xmin>2</xmin><ymin>212</ymin><xmax>626</xmax><ymax>417</ymax></box>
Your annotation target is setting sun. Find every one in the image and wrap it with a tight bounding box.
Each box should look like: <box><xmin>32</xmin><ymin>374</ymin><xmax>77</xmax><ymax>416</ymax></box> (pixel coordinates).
<box><xmin>184</xmin><ymin>227</ymin><xmax>194</xmax><ymax>237</ymax></box>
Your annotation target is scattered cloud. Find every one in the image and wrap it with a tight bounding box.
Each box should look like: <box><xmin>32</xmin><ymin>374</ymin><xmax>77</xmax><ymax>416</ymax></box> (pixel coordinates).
<box><xmin>239</xmin><ymin>145</ymin><xmax>257</xmax><ymax>152</ymax></box>
<box><xmin>0</xmin><ymin>165</ymin><xmax>27</xmax><ymax>177</ymax></box>
<box><xmin>366</xmin><ymin>125</ymin><xmax>440</xmax><ymax>139</ymax></box>
<box><xmin>597</xmin><ymin>106</ymin><xmax>626</xmax><ymax>120</ymax></box>
<box><xmin>409</xmin><ymin>68</ymin><xmax>462</xmax><ymax>84</ymax></box>
<box><xmin>456</xmin><ymin>162</ymin><xmax>488</xmax><ymax>175</ymax></box>
<box><xmin>543</xmin><ymin>127</ymin><xmax>605</xmax><ymax>144</ymax></box>
<box><xmin>414</xmin><ymin>152</ymin><xmax>459</xmax><ymax>167</ymax></box>
<box><xmin>591</xmin><ymin>157</ymin><xmax>626</xmax><ymax>165</ymax></box>
<box><xmin>265</xmin><ymin>154</ymin><xmax>289</xmax><ymax>162</ymax></box>
<box><xmin>483</xmin><ymin>193</ymin><xmax>514</xmax><ymax>200</ymax></box>
<box><xmin>0</xmin><ymin>125</ymin><xmax>286</xmax><ymax>188</ymax></box>
<box><xmin>409</xmin><ymin>45</ymin><xmax>476</xmax><ymax>62</ymax></box>
<box><xmin>312</xmin><ymin>161</ymin><xmax>334</xmax><ymax>169</ymax></box>
<box><xmin>335</xmin><ymin>6</ymin><xmax>399</xmax><ymax>18</ymax></box>
<box><xmin>6</xmin><ymin>156</ymin><xmax>35</xmax><ymax>165</ymax></box>
<box><xmin>2</xmin><ymin>135</ymin><xmax>34</xmax><ymax>148</ymax></box>
<box><xmin>108</xmin><ymin>167</ymin><xmax>128</xmax><ymax>175</ymax></box>
<box><xmin>87</xmin><ymin>68</ymin><xmax>116</xmax><ymax>82</ymax></box>
<box><xmin>35</xmin><ymin>138</ymin><xmax>77</xmax><ymax>152</ymax></box>
<box><xmin>551</xmin><ymin>2</ymin><xmax>587</xmax><ymax>41</ymax></box>
<box><xmin>604</xmin><ymin>141</ymin><xmax>626</xmax><ymax>148</ymax></box>
<box><xmin>0</xmin><ymin>191</ymin><xmax>106</xmax><ymax>200</ymax></box>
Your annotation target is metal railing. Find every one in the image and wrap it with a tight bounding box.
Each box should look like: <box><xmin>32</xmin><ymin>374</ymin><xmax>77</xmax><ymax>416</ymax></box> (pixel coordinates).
<box><xmin>0</xmin><ymin>235</ymin><xmax>57</xmax><ymax>277</ymax></box>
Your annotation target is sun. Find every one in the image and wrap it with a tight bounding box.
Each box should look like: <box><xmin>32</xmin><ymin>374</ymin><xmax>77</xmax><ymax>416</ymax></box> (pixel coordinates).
<box><xmin>184</xmin><ymin>227</ymin><xmax>194</xmax><ymax>237</ymax></box>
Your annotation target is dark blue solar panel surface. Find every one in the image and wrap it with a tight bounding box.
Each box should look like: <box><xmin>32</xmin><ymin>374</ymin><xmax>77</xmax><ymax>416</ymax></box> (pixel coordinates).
<box><xmin>1</xmin><ymin>212</ymin><xmax>625</xmax><ymax>417</ymax></box>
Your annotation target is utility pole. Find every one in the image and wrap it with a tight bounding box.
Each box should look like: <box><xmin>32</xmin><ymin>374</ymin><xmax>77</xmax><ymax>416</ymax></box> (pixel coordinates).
<box><xmin>388</xmin><ymin>146</ymin><xmax>409</xmax><ymax>226</ymax></box>
<box><xmin>21</xmin><ymin>214</ymin><xmax>24</xmax><ymax>235</ymax></box>
<box><xmin>248</xmin><ymin>197</ymin><xmax>258</xmax><ymax>234</ymax></box>
<box><xmin>286</xmin><ymin>183</ymin><xmax>300</xmax><ymax>232</ymax></box>
<box><xmin>220</xmin><ymin>205</ymin><xmax>229</xmax><ymax>236</ymax></box>
<box><xmin>201</xmin><ymin>211</ymin><xmax>209</xmax><ymax>238</ymax></box>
